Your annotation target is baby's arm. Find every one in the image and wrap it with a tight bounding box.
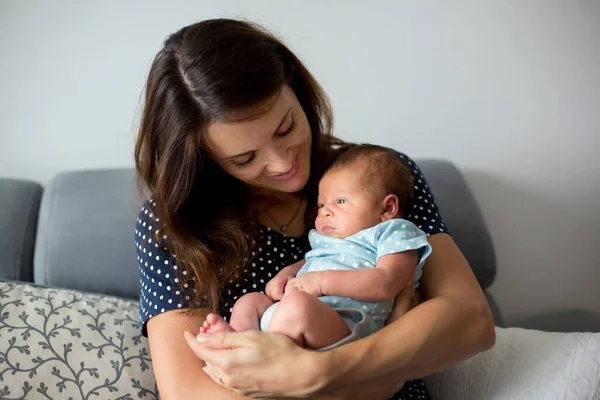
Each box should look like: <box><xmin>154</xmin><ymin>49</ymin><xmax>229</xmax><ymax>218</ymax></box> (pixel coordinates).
<box><xmin>319</xmin><ymin>251</ymin><xmax>419</xmax><ymax>302</ymax></box>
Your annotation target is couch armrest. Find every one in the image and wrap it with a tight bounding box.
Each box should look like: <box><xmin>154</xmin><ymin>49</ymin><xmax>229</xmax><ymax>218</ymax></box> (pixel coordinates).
<box><xmin>416</xmin><ymin>159</ymin><xmax>497</xmax><ymax>290</ymax></box>
<box><xmin>424</xmin><ymin>327</ymin><xmax>600</xmax><ymax>399</ymax></box>
<box><xmin>0</xmin><ymin>178</ymin><xmax>43</xmax><ymax>282</ymax></box>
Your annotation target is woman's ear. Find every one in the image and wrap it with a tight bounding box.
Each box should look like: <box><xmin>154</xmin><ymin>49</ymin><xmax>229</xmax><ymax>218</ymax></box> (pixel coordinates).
<box><xmin>380</xmin><ymin>194</ymin><xmax>399</xmax><ymax>222</ymax></box>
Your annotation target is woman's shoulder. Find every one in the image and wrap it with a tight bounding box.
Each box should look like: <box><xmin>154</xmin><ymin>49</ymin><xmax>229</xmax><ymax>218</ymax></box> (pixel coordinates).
<box><xmin>135</xmin><ymin>197</ymin><xmax>173</xmax><ymax>270</ymax></box>
<box><xmin>137</xmin><ymin>197</ymin><xmax>158</xmax><ymax>221</ymax></box>
<box><xmin>395</xmin><ymin>151</ymin><xmax>419</xmax><ymax>168</ymax></box>
<box><xmin>135</xmin><ymin>197</ymin><xmax>163</xmax><ymax>234</ymax></box>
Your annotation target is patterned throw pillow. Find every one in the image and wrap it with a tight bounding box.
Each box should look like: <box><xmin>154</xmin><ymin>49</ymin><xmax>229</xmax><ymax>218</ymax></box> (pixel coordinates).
<box><xmin>0</xmin><ymin>281</ymin><xmax>158</xmax><ymax>399</ymax></box>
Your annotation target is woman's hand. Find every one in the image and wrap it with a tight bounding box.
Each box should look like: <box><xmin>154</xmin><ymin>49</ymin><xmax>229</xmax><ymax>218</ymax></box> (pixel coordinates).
<box><xmin>184</xmin><ymin>329</ymin><xmax>327</xmax><ymax>399</ymax></box>
<box><xmin>386</xmin><ymin>282</ymin><xmax>420</xmax><ymax>325</ymax></box>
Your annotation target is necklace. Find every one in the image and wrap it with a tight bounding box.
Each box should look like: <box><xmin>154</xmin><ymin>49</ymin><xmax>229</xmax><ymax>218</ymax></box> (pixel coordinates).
<box><xmin>261</xmin><ymin>197</ymin><xmax>304</xmax><ymax>235</ymax></box>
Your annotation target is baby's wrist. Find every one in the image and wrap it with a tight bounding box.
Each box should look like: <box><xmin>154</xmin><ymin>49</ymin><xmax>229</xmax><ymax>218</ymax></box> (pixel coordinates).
<box><xmin>318</xmin><ymin>271</ymin><xmax>332</xmax><ymax>296</ymax></box>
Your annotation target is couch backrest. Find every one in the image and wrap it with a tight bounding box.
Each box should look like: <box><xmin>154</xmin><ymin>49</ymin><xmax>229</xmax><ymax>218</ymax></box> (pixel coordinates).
<box><xmin>0</xmin><ymin>179</ymin><xmax>43</xmax><ymax>282</ymax></box>
<box><xmin>33</xmin><ymin>160</ymin><xmax>496</xmax><ymax>299</ymax></box>
<box><xmin>34</xmin><ymin>169</ymin><xmax>143</xmax><ymax>298</ymax></box>
<box><xmin>418</xmin><ymin>160</ymin><xmax>496</xmax><ymax>289</ymax></box>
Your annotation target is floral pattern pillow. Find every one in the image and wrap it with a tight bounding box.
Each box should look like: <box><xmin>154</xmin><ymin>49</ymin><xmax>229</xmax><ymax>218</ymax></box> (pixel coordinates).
<box><xmin>0</xmin><ymin>281</ymin><xmax>158</xmax><ymax>399</ymax></box>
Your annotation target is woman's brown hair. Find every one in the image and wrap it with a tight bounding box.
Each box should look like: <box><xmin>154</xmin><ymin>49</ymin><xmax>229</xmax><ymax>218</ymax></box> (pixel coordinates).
<box><xmin>135</xmin><ymin>18</ymin><xmax>350</xmax><ymax>312</ymax></box>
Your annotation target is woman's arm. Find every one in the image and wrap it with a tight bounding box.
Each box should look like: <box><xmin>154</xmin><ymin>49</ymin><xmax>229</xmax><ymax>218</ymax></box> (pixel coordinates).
<box><xmin>315</xmin><ymin>233</ymin><xmax>496</xmax><ymax>393</ymax></box>
<box><xmin>190</xmin><ymin>233</ymin><xmax>495</xmax><ymax>399</ymax></box>
<box><xmin>147</xmin><ymin>309</ymin><xmax>249</xmax><ymax>400</ymax></box>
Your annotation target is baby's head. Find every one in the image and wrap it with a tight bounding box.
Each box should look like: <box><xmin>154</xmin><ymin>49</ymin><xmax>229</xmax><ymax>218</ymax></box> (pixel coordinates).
<box><xmin>315</xmin><ymin>144</ymin><xmax>414</xmax><ymax>238</ymax></box>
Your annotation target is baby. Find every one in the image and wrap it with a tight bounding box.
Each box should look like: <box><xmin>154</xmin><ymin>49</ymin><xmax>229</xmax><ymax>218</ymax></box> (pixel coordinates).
<box><xmin>200</xmin><ymin>144</ymin><xmax>432</xmax><ymax>350</ymax></box>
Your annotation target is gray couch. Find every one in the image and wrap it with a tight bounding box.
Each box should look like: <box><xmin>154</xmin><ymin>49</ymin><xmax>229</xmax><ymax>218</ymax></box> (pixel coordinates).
<box><xmin>3</xmin><ymin>161</ymin><xmax>504</xmax><ymax>321</ymax></box>
<box><xmin>2</xmin><ymin>160</ymin><xmax>600</xmax><ymax>400</ymax></box>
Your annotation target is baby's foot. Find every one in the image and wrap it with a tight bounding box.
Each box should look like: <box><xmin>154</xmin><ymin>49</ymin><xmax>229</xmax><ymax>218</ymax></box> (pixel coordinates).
<box><xmin>199</xmin><ymin>313</ymin><xmax>235</xmax><ymax>334</ymax></box>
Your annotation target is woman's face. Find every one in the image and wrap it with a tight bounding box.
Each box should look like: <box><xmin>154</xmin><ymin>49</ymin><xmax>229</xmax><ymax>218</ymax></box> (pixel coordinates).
<box><xmin>206</xmin><ymin>86</ymin><xmax>312</xmax><ymax>195</ymax></box>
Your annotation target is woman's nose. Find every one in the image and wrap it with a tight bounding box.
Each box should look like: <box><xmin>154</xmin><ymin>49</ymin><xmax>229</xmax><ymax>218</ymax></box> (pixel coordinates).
<box><xmin>265</xmin><ymin>147</ymin><xmax>293</xmax><ymax>175</ymax></box>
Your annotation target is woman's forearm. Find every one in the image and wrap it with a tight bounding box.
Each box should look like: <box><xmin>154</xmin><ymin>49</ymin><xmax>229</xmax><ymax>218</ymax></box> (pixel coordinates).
<box><xmin>314</xmin><ymin>294</ymin><xmax>495</xmax><ymax>392</ymax></box>
<box><xmin>162</xmin><ymin>378</ymin><xmax>249</xmax><ymax>400</ymax></box>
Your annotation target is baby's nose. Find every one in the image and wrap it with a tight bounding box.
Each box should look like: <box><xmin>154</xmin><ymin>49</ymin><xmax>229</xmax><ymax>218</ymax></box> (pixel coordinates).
<box><xmin>319</xmin><ymin>205</ymin><xmax>332</xmax><ymax>217</ymax></box>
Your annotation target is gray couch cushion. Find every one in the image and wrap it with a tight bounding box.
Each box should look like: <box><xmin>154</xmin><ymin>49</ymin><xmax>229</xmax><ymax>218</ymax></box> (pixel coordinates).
<box><xmin>33</xmin><ymin>160</ymin><xmax>497</xmax><ymax>301</ymax></box>
<box><xmin>418</xmin><ymin>160</ymin><xmax>496</xmax><ymax>290</ymax></box>
<box><xmin>0</xmin><ymin>178</ymin><xmax>43</xmax><ymax>282</ymax></box>
<box><xmin>34</xmin><ymin>169</ymin><xmax>143</xmax><ymax>299</ymax></box>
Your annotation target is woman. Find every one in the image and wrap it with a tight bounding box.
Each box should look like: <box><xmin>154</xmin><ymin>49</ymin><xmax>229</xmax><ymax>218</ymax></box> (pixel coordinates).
<box><xmin>134</xmin><ymin>18</ymin><xmax>495</xmax><ymax>400</ymax></box>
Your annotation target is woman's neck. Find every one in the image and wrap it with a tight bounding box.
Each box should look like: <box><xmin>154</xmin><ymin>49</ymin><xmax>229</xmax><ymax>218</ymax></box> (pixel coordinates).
<box><xmin>249</xmin><ymin>190</ymin><xmax>303</xmax><ymax>212</ymax></box>
<box><xmin>249</xmin><ymin>191</ymin><xmax>308</xmax><ymax>236</ymax></box>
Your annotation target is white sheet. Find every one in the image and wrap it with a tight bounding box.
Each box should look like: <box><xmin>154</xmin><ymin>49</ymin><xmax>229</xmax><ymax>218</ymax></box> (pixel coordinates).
<box><xmin>424</xmin><ymin>327</ymin><xmax>600</xmax><ymax>400</ymax></box>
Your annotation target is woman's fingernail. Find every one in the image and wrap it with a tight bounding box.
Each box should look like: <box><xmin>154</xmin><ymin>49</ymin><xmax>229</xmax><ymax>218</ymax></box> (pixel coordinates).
<box><xmin>196</xmin><ymin>334</ymin><xmax>212</xmax><ymax>343</ymax></box>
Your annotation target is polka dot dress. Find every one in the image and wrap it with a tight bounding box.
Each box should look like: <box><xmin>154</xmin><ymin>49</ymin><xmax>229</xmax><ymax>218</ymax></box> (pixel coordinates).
<box><xmin>135</xmin><ymin>152</ymin><xmax>445</xmax><ymax>400</ymax></box>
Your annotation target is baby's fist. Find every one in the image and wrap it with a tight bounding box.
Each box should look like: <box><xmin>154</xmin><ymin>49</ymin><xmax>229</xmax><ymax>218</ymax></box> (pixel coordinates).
<box><xmin>285</xmin><ymin>272</ymin><xmax>325</xmax><ymax>297</ymax></box>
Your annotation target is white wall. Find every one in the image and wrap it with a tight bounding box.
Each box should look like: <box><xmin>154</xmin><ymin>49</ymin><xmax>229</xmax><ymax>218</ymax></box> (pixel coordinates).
<box><xmin>1</xmin><ymin>0</ymin><xmax>598</xmax><ymax>325</ymax></box>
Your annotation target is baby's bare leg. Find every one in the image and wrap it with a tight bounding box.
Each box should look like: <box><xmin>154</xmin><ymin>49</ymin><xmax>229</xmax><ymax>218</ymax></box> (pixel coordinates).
<box><xmin>230</xmin><ymin>292</ymin><xmax>274</xmax><ymax>331</ymax></box>
<box><xmin>267</xmin><ymin>291</ymin><xmax>350</xmax><ymax>349</ymax></box>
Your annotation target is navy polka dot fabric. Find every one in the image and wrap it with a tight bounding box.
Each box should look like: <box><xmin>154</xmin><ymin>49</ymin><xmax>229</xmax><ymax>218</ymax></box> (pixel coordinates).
<box><xmin>135</xmin><ymin>152</ymin><xmax>445</xmax><ymax>399</ymax></box>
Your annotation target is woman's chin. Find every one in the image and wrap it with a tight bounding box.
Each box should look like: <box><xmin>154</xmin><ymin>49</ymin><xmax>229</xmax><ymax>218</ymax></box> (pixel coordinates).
<box><xmin>270</xmin><ymin>170</ymin><xmax>309</xmax><ymax>193</ymax></box>
<box><xmin>273</xmin><ymin>177</ymin><xmax>305</xmax><ymax>193</ymax></box>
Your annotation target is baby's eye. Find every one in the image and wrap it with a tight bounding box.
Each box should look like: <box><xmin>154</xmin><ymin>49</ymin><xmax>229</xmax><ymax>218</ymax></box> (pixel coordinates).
<box><xmin>317</xmin><ymin>203</ymin><xmax>324</xmax><ymax>209</ymax></box>
<box><xmin>336</xmin><ymin>198</ymin><xmax>347</xmax><ymax>204</ymax></box>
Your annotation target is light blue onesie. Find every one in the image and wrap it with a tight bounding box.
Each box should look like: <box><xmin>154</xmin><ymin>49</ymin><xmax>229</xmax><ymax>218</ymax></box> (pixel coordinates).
<box><xmin>260</xmin><ymin>219</ymin><xmax>432</xmax><ymax>349</ymax></box>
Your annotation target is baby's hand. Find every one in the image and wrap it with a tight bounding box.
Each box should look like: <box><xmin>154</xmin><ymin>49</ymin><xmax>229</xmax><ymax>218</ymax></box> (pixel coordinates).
<box><xmin>265</xmin><ymin>274</ymin><xmax>291</xmax><ymax>302</ymax></box>
<box><xmin>285</xmin><ymin>272</ymin><xmax>325</xmax><ymax>297</ymax></box>
<box><xmin>265</xmin><ymin>267</ymin><xmax>295</xmax><ymax>301</ymax></box>
<box><xmin>265</xmin><ymin>260</ymin><xmax>306</xmax><ymax>301</ymax></box>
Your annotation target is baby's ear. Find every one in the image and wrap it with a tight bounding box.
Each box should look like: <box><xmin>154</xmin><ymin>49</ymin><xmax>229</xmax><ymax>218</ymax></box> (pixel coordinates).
<box><xmin>380</xmin><ymin>194</ymin><xmax>399</xmax><ymax>222</ymax></box>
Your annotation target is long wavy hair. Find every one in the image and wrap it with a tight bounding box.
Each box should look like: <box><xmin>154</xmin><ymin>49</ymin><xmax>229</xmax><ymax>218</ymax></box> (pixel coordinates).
<box><xmin>135</xmin><ymin>18</ymin><xmax>351</xmax><ymax>312</ymax></box>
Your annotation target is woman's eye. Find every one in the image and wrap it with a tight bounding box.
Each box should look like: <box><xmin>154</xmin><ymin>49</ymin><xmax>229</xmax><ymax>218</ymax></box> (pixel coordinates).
<box><xmin>337</xmin><ymin>198</ymin><xmax>347</xmax><ymax>204</ymax></box>
<box><xmin>277</xmin><ymin>120</ymin><xmax>297</xmax><ymax>138</ymax></box>
<box><xmin>233</xmin><ymin>153</ymin><xmax>256</xmax><ymax>169</ymax></box>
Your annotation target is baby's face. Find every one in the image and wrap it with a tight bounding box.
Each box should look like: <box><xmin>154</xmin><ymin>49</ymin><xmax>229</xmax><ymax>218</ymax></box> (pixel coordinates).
<box><xmin>315</xmin><ymin>166</ymin><xmax>383</xmax><ymax>238</ymax></box>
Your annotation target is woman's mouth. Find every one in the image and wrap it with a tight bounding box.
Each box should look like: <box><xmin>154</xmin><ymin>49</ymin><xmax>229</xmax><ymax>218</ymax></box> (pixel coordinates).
<box><xmin>270</xmin><ymin>152</ymin><xmax>299</xmax><ymax>181</ymax></box>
